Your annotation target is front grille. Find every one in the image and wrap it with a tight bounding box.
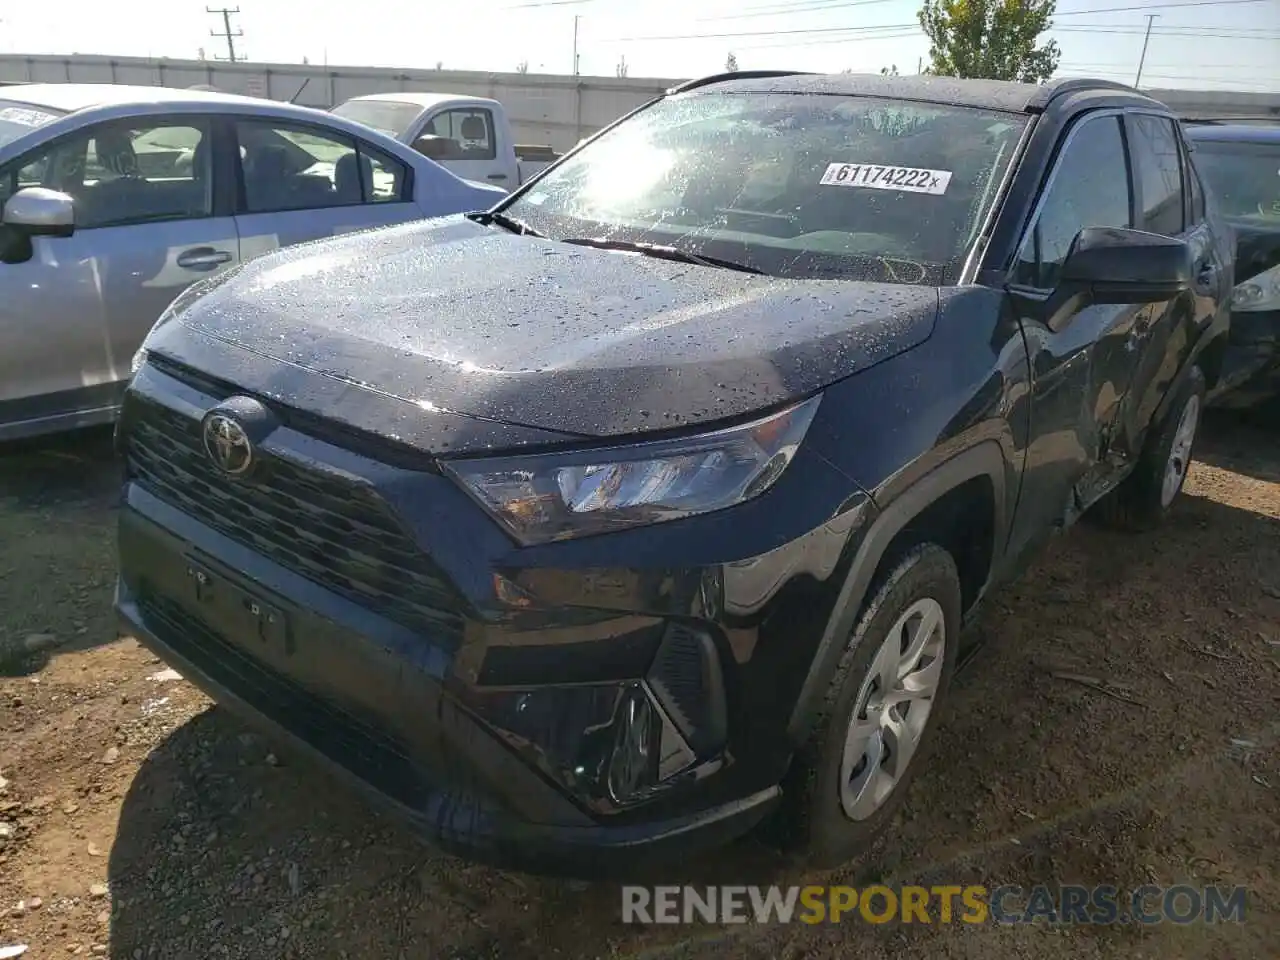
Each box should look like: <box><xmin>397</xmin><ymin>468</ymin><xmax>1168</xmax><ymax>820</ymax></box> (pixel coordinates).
<box><xmin>126</xmin><ymin>399</ymin><xmax>463</xmax><ymax>637</ymax></box>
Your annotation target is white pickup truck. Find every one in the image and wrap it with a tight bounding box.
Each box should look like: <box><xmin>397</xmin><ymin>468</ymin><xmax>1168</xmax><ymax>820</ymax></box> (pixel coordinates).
<box><xmin>331</xmin><ymin>93</ymin><xmax>562</xmax><ymax>191</ymax></box>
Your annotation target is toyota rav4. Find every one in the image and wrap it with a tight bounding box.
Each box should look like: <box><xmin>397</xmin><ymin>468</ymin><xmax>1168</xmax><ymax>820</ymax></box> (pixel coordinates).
<box><xmin>115</xmin><ymin>72</ymin><xmax>1233</xmax><ymax>876</ymax></box>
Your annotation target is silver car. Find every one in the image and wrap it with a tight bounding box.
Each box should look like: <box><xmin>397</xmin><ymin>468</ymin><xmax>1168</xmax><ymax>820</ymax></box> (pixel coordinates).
<box><xmin>0</xmin><ymin>83</ymin><xmax>506</xmax><ymax>442</ymax></box>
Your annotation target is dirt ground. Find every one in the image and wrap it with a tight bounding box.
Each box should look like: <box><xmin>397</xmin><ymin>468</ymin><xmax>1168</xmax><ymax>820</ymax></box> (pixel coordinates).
<box><xmin>1</xmin><ymin>408</ymin><xmax>1277</xmax><ymax>960</ymax></box>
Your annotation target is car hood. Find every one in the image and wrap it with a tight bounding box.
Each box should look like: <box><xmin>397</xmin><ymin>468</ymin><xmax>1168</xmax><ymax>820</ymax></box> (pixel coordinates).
<box><xmin>161</xmin><ymin>215</ymin><xmax>940</xmax><ymax>441</ymax></box>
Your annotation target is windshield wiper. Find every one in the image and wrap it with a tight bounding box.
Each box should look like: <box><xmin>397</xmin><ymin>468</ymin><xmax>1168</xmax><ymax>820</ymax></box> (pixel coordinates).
<box><xmin>466</xmin><ymin>210</ymin><xmax>545</xmax><ymax>238</ymax></box>
<box><xmin>559</xmin><ymin>237</ymin><xmax>763</xmax><ymax>275</ymax></box>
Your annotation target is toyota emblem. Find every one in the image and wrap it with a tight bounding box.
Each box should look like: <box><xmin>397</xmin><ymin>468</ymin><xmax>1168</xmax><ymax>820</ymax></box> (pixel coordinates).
<box><xmin>203</xmin><ymin>412</ymin><xmax>254</xmax><ymax>476</ymax></box>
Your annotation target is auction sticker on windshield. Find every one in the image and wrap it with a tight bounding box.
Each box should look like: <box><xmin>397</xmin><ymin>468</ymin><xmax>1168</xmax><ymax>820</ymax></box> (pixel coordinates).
<box><xmin>0</xmin><ymin>106</ymin><xmax>59</xmax><ymax>127</ymax></box>
<box><xmin>820</xmin><ymin>162</ymin><xmax>952</xmax><ymax>195</ymax></box>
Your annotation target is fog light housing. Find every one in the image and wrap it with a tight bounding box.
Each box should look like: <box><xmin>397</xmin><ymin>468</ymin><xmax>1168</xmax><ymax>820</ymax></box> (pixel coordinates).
<box><xmin>607</xmin><ymin>688</ymin><xmax>658</xmax><ymax>802</ymax></box>
<box><xmin>465</xmin><ymin>680</ymin><xmax>699</xmax><ymax>811</ymax></box>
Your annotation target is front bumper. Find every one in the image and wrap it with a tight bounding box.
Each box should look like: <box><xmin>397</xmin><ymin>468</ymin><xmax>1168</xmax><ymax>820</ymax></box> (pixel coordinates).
<box><xmin>114</xmin><ymin>359</ymin><xmax>868</xmax><ymax>875</ymax></box>
<box><xmin>117</xmin><ymin>565</ymin><xmax>776</xmax><ymax>877</ymax></box>
<box><xmin>1212</xmin><ymin>308</ymin><xmax>1280</xmax><ymax>406</ymax></box>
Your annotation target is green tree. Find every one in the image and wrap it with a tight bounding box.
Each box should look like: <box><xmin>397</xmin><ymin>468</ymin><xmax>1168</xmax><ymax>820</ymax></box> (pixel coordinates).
<box><xmin>918</xmin><ymin>0</ymin><xmax>1061</xmax><ymax>83</ymax></box>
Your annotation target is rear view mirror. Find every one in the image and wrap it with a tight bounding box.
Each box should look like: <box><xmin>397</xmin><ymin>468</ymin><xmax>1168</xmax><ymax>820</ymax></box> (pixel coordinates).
<box><xmin>2</xmin><ymin>187</ymin><xmax>76</xmax><ymax>238</ymax></box>
<box><xmin>1060</xmin><ymin>226</ymin><xmax>1191</xmax><ymax>304</ymax></box>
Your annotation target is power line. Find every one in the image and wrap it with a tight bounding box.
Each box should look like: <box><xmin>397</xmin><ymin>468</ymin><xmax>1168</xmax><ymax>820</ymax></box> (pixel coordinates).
<box><xmin>1060</xmin><ymin>21</ymin><xmax>1280</xmax><ymax>32</ymax></box>
<box><xmin>731</xmin><ymin>29</ymin><xmax>921</xmax><ymax>50</ymax></box>
<box><xmin>605</xmin><ymin>23</ymin><xmax>1277</xmax><ymax>45</ymax></box>
<box><xmin>1054</xmin><ymin>0</ymin><xmax>1269</xmax><ymax>15</ymax></box>
<box><xmin>1062</xmin><ymin>59</ymin><xmax>1280</xmax><ymax>68</ymax></box>
<box><xmin>605</xmin><ymin>22</ymin><xmax>919</xmax><ymax>41</ymax></box>
<box><xmin>1053</xmin><ymin>25</ymin><xmax>1280</xmax><ymax>37</ymax></box>
<box><xmin>206</xmin><ymin>6</ymin><xmax>244</xmax><ymax>63</ymax></box>
<box><xmin>702</xmin><ymin>0</ymin><xmax>1269</xmax><ymax>17</ymax></box>
<box><xmin>506</xmin><ymin>0</ymin><xmax>594</xmax><ymax>7</ymax></box>
<box><xmin>606</xmin><ymin>0</ymin><xmax>1277</xmax><ymax>43</ymax></box>
<box><xmin>1070</xmin><ymin>68</ymin><xmax>1280</xmax><ymax>78</ymax></box>
<box><xmin>700</xmin><ymin>0</ymin><xmax>899</xmax><ymax>20</ymax></box>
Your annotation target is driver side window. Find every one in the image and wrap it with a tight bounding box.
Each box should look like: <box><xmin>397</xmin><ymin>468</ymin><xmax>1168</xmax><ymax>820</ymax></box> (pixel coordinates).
<box><xmin>1</xmin><ymin>121</ymin><xmax>213</xmax><ymax>228</ymax></box>
<box><xmin>1014</xmin><ymin>115</ymin><xmax>1133</xmax><ymax>289</ymax></box>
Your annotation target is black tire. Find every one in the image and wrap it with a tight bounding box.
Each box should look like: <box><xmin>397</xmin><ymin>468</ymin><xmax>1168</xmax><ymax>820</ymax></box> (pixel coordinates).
<box><xmin>1095</xmin><ymin>365</ymin><xmax>1206</xmax><ymax>532</ymax></box>
<box><xmin>774</xmin><ymin>543</ymin><xmax>962</xmax><ymax>869</ymax></box>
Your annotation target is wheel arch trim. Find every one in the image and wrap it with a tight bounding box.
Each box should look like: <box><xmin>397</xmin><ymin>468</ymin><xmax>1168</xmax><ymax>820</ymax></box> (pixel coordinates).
<box><xmin>785</xmin><ymin>441</ymin><xmax>1008</xmax><ymax>742</ymax></box>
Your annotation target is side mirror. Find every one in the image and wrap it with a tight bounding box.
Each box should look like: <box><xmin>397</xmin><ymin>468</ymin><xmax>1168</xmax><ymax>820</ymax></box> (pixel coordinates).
<box><xmin>2</xmin><ymin>187</ymin><xmax>76</xmax><ymax>239</ymax></box>
<box><xmin>1059</xmin><ymin>226</ymin><xmax>1191</xmax><ymax>304</ymax></box>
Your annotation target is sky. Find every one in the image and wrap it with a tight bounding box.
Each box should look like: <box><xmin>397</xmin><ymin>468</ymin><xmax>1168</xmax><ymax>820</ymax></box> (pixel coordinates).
<box><xmin>0</xmin><ymin>0</ymin><xmax>1277</xmax><ymax>91</ymax></box>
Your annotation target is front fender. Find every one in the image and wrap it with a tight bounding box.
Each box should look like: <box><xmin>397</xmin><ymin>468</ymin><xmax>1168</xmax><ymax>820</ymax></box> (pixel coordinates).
<box><xmin>786</xmin><ymin>440</ymin><xmax>1009</xmax><ymax>741</ymax></box>
<box><xmin>1161</xmin><ymin>301</ymin><xmax>1231</xmax><ymax>421</ymax></box>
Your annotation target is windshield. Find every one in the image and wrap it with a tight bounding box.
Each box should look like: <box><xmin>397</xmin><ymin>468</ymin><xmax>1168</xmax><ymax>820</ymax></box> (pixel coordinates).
<box><xmin>505</xmin><ymin>91</ymin><xmax>1027</xmax><ymax>284</ymax></box>
<box><xmin>1191</xmin><ymin>139</ymin><xmax>1280</xmax><ymax>220</ymax></box>
<box><xmin>0</xmin><ymin>100</ymin><xmax>65</xmax><ymax>150</ymax></box>
<box><xmin>331</xmin><ymin>99</ymin><xmax>422</xmax><ymax>140</ymax></box>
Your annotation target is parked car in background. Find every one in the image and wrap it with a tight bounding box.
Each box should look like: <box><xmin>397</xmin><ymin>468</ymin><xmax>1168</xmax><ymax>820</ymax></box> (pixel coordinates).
<box><xmin>117</xmin><ymin>72</ymin><xmax>1231</xmax><ymax>876</ymax></box>
<box><xmin>1183</xmin><ymin>118</ymin><xmax>1280</xmax><ymax>407</ymax></box>
<box><xmin>0</xmin><ymin>83</ymin><xmax>505</xmax><ymax>443</ymax></box>
<box><xmin>332</xmin><ymin>93</ymin><xmax>562</xmax><ymax>190</ymax></box>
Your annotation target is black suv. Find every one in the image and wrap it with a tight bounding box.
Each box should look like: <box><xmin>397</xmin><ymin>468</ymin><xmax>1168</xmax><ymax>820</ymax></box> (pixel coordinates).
<box><xmin>1182</xmin><ymin>118</ymin><xmax>1280</xmax><ymax>407</ymax></box>
<box><xmin>115</xmin><ymin>73</ymin><xmax>1233</xmax><ymax>876</ymax></box>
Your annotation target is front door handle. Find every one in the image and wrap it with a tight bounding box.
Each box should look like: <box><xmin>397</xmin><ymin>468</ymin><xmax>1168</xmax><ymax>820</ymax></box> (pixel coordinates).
<box><xmin>487</xmin><ymin>173</ymin><xmax>509</xmax><ymax>181</ymax></box>
<box><xmin>176</xmin><ymin>247</ymin><xmax>234</xmax><ymax>270</ymax></box>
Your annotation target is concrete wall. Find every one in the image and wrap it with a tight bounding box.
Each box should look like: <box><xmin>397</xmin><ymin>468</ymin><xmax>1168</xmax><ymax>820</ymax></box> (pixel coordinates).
<box><xmin>0</xmin><ymin>54</ymin><xmax>674</xmax><ymax>152</ymax></box>
<box><xmin>0</xmin><ymin>53</ymin><xmax>1275</xmax><ymax>152</ymax></box>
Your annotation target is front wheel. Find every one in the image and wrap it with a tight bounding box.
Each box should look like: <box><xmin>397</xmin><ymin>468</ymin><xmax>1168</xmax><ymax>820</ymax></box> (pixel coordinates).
<box><xmin>1096</xmin><ymin>365</ymin><xmax>1206</xmax><ymax>531</ymax></box>
<box><xmin>775</xmin><ymin>543</ymin><xmax>961</xmax><ymax>868</ymax></box>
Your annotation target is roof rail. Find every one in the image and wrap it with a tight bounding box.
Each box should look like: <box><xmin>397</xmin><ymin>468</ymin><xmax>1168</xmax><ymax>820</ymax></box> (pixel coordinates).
<box><xmin>666</xmin><ymin>70</ymin><xmax>816</xmax><ymax>95</ymax></box>
<box><xmin>1181</xmin><ymin>115</ymin><xmax>1280</xmax><ymax>125</ymax></box>
<box><xmin>1026</xmin><ymin>77</ymin><xmax>1143</xmax><ymax>111</ymax></box>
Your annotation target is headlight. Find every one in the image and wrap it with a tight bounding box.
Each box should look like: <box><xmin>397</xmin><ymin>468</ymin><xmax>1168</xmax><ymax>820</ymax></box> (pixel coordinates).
<box><xmin>443</xmin><ymin>395</ymin><xmax>821</xmax><ymax>545</ymax></box>
<box><xmin>1232</xmin><ymin>262</ymin><xmax>1280</xmax><ymax>312</ymax></box>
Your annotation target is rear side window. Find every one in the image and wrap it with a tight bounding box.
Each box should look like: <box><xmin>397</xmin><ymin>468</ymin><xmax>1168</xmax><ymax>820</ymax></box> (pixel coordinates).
<box><xmin>358</xmin><ymin>142</ymin><xmax>410</xmax><ymax>203</ymax></box>
<box><xmin>1128</xmin><ymin>114</ymin><xmax>1186</xmax><ymax>235</ymax></box>
<box><xmin>1014</xmin><ymin>115</ymin><xmax>1133</xmax><ymax>289</ymax></box>
<box><xmin>422</xmin><ymin>108</ymin><xmax>496</xmax><ymax>161</ymax></box>
<box><xmin>237</xmin><ymin>120</ymin><xmax>360</xmax><ymax>213</ymax></box>
<box><xmin>235</xmin><ymin>120</ymin><xmax>408</xmax><ymax>211</ymax></box>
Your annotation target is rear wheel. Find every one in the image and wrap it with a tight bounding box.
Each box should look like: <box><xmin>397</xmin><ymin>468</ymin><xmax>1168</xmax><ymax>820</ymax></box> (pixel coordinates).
<box><xmin>776</xmin><ymin>543</ymin><xmax>961</xmax><ymax>868</ymax></box>
<box><xmin>1096</xmin><ymin>365</ymin><xmax>1206</xmax><ymax>531</ymax></box>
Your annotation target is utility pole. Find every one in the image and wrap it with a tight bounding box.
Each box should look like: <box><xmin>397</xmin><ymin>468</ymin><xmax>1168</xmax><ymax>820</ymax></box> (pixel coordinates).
<box><xmin>207</xmin><ymin>6</ymin><xmax>244</xmax><ymax>64</ymax></box>
<box><xmin>1134</xmin><ymin>14</ymin><xmax>1157</xmax><ymax>87</ymax></box>
<box><xmin>572</xmin><ymin>15</ymin><xmax>580</xmax><ymax>76</ymax></box>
